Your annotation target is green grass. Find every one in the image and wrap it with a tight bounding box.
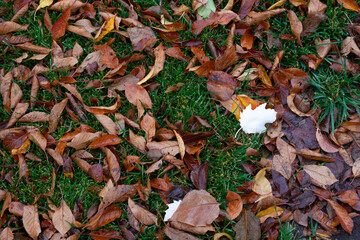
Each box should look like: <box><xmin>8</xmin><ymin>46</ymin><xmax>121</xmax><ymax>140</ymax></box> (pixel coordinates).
<box><xmin>1</xmin><ymin>0</ymin><xmax>359</xmax><ymax>239</ymax></box>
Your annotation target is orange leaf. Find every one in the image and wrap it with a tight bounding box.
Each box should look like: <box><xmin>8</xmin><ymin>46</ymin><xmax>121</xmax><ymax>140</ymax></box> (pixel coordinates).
<box><xmin>94</xmin><ymin>15</ymin><xmax>115</xmax><ymax>42</ymax></box>
<box><xmin>226</xmin><ymin>190</ymin><xmax>243</xmax><ymax>220</ymax></box>
<box><xmin>51</xmin><ymin>7</ymin><xmax>71</xmax><ymax>40</ymax></box>
<box><xmin>88</xmin><ymin>135</ymin><xmax>122</xmax><ymax>149</ymax></box>
<box><xmin>84</xmin><ymin>95</ymin><xmax>121</xmax><ymax>114</ymax></box>
<box><xmin>327</xmin><ymin>199</ymin><xmax>353</xmax><ymax>234</ymax></box>
<box><xmin>337</xmin><ymin>0</ymin><xmax>360</xmax><ymax>12</ymax></box>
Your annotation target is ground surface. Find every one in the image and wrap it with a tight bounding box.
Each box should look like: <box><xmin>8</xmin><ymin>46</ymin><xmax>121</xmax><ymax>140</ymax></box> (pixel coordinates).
<box><xmin>0</xmin><ymin>0</ymin><xmax>360</xmax><ymax>239</ymax></box>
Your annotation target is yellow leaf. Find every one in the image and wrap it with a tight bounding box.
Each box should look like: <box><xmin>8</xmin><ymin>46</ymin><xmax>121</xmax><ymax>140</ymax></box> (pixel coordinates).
<box><xmin>232</xmin><ymin>94</ymin><xmax>262</xmax><ymax>120</ymax></box>
<box><xmin>213</xmin><ymin>232</ymin><xmax>233</xmax><ymax>240</ymax></box>
<box><xmin>94</xmin><ymin>15</ymin><xmax>115</xmax><ymax>42</ymax></box>
<box><xmin>252</xmin><ymin>168</ymin><xmax>272</xmax><ymax>196</ymax></box>
<box><xmin>173</xmin><ymin>130</ymin><xmax>185</xmax><ymax>159</ymax></box>
<box><xmin>268</xmin><ymin>0</ymin><xmax>287</xmax><ymax>10</ymax></box>
<box><xmin>36</xmin><ymin>0</ymin><xmax>54</xmax><ymax>11</ymax></box>
<box><xmin>256</xmin><ymin>206</ymin><xmax>283</xmax><ymax>218</ymax></box>
<box><xmin>11</xmin><ymin>140</ymin><xmax>31</xmax><ymax>155</ymax></box>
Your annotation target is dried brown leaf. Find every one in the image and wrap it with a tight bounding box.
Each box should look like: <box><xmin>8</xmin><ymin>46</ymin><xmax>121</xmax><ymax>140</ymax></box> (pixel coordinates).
<box><xmin>128</xmin><ymin>198</ymin><xmax>158</xmax><ymax>226</ymax></box>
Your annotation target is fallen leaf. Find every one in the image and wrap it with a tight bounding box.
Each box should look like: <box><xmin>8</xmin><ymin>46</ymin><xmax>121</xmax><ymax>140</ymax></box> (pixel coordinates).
<box><xmin>125</xmin><ymin>84</ymin><xmax>152</xmax><ymax>109</ymax></box>
<box><xmin>99</xmin><ymin>180</ymin><xmax>137</xmax><ymax>209</ymax></box>
<box><xmin>94</xmin><ymin>114</ymin><xmax>121</xmax><ymax>135</ymax></box>
<box><xmin>105</xmin><ymin>147</ymin><xmax>121</xmax><ymax>183</ymax></box>
<box><xmin>94</xmin><ymin>15</ymin><xmax>115</xmax><ymax>42</ymax></box>
<box><xmin>52</xmin><ymin>200</ymin><xmax>76</xmax><ymax>236</ymax></box>
<box><xmin>226</xmin><ymin>191</ymin><xmax>243</xmax><ymax>220</ymax></box>
<box><xmin>0</xmin><ymin>227</ymin><xmax>14</xmax><ymax>240</ymax></box>
<box><xmin>49</xmin><ymin>98</ymin><xmax>68</xmax><ymax>132</ymax></box>
<box><xmin>23</xmin><ymin>205</ymin><xmax>41</xmax><ymax>239</ymax></box>
<box><xmin>296</xmin><ymin>149</ymin><xmax>336</xmax><ymax>162</ymax></box>
<box><xmin>245</xmin><ymin>9</ymin><xmax>285</xmax><ymax>25</ymax></box>
<box><xmin>316</xmin><ymin>128</ymin><xmax>339</xmax><ymax>153</ymax></box>
<box><xmin>233</xmin><ymin>210</ymin><xmax>261</xmax><ymax>240</ymax></box>
<box><xmin>36</xmin><ymin>0</ymin><xmax>53</xmax><ymax>11</ymax></box>
<box><xmin>337</xmin><ymin>0</ymin><xmax>360</xmax><ymax>12</ymax></box>
<box><xmin>164</xmin><ymin>200</ymin><xmax>182</xmax><ymax>221</ymax></box>
<box><xmin>137</xmin><ymin>44</ymin><xmax>166</xmax><ymax>85</ymax></box>
<box><xmin>287</xmin><ymin>10</ymin><xmax>303</xmax><ymax>46</ymax></box>
<box><xmin>272</xmin><ymin>154</ymin><xmax>292</xmax><ymax>179</ymax></box>
<box><xmin>0</xmin><ymin>22</ymin><xmax>28</xmax><ymax>34</ymax></box>
<box><xmin>147</xmin><ymin>141</ymin><xmax>180</xmax><ymax>156</ymax></box>
<box><xmin>19</xmin><ymin>111</ymin><xmax>49</xmax><ymax>123</ymax></box>
<box><xmin>253</xmin><ymin>168</ymin><xmax>272</xmax><ymax>197</ymax></box>
<box><xmin>128</xmin><ymin>198</ymin><xmax>158</xmax><ymax>226</ymax></box>
<box><xmin>84</xmin><ymin>95</ymin><xmax>121</xmax><ymax>114</ymax></box>
<box><xmin>303</xmin><ymin>165</ymin><xmax>338</xmax><ymax>188</ymax></box>
<box><xmin>89</xmin><ymin>229</ymin><xmax>122</xmax><ymax>240</ymax></box>
<box><xmin>170</xmin><ymin>190</ymin><xmax>220</xmax><ymax>227</ymax></box>
<box><xmin>128</xmin><ymin>130</ymin><xmax>146</xmax><ymax>153</ymax></box>
<box><xmin>164</xmin><ymin>226</ymin><xmax>201</xmax><ymax>240</ymax></box>
<box><xmin>88</xmin><ymin>135</ymin><xmax>122</xmax><ymax>149</ymax></box>
<box><xmin>338</xmin><ymin>190</ymin><xmax>360</xmax><ymax>211</ymax></box>
<box><xmin>327</xmin><ymin>199</ymin><xmax>353</xmax><ymax>234</ymax></box>
<box><xmin>51</xmin><ymin>7</ymin><xmax>71</xmax><ymax>40</ymax></box>
<box><xmin>86</xmin><ymin>205</ymin><xmax>122</xmax><ymax>230</ymax></box>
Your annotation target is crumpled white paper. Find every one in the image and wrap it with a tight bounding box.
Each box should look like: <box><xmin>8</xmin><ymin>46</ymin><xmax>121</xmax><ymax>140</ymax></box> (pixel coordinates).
<box><xmin>164</xmin><ymin>200</ymin><xmax>182</xmax><ymax>221</ymax></box>
<box><xmin>239</xmin><ymin>103</ymin><xmax>277</xmax><ymax>134</ymax></box>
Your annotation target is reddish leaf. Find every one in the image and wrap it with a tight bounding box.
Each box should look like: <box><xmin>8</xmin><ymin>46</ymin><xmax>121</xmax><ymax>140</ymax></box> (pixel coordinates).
<box><xmin>51</xmin><ymin>7</ymin><xmax>71</xmax><ymax>40</ymax></box>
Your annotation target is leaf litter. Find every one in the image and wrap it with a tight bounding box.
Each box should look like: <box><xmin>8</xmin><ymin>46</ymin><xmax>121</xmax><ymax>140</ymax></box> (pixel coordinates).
<box><xmin>0</xmin><ymin>0</ymin><xmax>360</xmax><ymax>239</ymax></box>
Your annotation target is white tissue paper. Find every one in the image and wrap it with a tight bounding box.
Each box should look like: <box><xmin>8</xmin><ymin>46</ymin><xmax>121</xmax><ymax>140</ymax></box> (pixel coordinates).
<box><xmin>239</xmin><ymin>103</ymin><xmax>277</xmax><ymax>134</ymax></box>
<box><xmin>164</xmin><ymin>200</ymin><xmax>182</xmax><ymax>221</ymax></box>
